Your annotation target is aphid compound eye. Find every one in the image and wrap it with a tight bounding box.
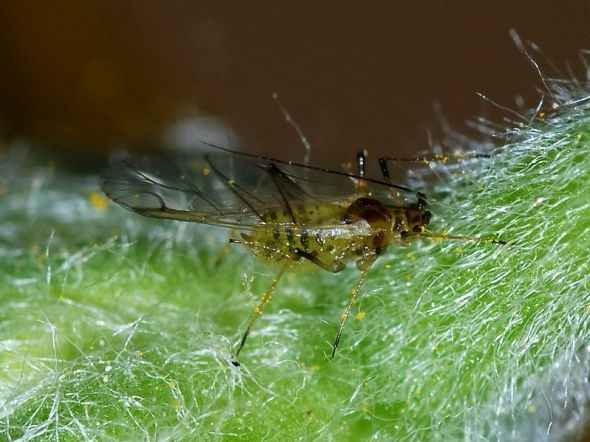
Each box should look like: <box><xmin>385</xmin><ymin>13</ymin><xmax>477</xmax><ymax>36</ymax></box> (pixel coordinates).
<box><xmin>417</xmin><ymin>197</ymin><xmax>428</xmax><ymax>211</ymax></box>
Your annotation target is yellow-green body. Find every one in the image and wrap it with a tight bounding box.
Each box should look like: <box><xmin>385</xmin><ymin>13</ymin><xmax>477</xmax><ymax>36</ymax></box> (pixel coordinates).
<box><xmin>242</xmin><ymin>197</ymin><xmax>428</xmax><ymax>272</ymax></box>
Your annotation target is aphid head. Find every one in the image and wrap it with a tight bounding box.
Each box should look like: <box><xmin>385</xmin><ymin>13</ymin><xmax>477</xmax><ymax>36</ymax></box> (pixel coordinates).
<box><xmin>344</xmin><ymin>196</ymin><xmax>432</xmax><ymax>240</ymax></box>
<box><xmin>404</xmin><ymin>194</ymin><xmax>432</xmax><ymax>235</ymax></box>
<box><xmin>410</xmin><ymin>207</ymin><xmax>432</xmax><ymax>233</ymax></box>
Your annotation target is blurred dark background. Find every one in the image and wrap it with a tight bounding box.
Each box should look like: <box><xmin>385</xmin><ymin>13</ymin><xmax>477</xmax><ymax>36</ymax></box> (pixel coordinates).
<box><xmin>0</xmin><ymin>2</ymin><xmax>589</xmax><ymax>162</ymax></box>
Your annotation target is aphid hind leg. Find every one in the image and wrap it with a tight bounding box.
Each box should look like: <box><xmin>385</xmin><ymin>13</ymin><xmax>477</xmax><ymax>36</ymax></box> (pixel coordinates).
<box><xmin>330</xmin><ymin>261</ymin><xmax>373</xmax><ymax>359</ymax></box>
<box><xmin>234</xmin><ymin>263</ymin><xmax>290</xmax><ymax>361</ymax></box>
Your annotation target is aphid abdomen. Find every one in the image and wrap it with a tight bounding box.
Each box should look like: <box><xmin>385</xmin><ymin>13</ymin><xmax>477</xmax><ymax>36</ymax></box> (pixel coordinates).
<box><xmin>246</xmin><ymin>224</ymin><xmax>327</xmax><ymax>264</ymax></box>
<box><xmin>245</xmin><ymin>202</ymin><xmax>370</xmax><ymax>271</ymax></box>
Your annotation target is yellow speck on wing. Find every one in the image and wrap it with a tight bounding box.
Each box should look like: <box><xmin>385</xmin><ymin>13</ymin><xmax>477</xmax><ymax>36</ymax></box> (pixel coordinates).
<box><xmin>89</xmin><ymin>191</ymin><xmax>109</xmax><ymax>210</ymax></box>
<box><xmin>202</xmin><ymin>166</ymin><xmax>211</xmax><ymax>176</ymax></box>
<box><xmin>354</xmin><ymin>311</ymin><xmax>367</xmax><ymax>321</ymax></box>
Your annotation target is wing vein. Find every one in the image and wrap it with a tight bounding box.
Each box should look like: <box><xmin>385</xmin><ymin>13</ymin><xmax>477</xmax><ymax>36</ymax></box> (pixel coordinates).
<box><xmin>205</xmin><ymin>154</ymin><xmax>265</xmax><ymax>221</ymax></box>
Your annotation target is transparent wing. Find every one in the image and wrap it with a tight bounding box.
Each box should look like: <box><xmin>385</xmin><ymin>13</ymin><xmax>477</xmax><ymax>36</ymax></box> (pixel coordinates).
<box><xmin>101</xmin><ymin>148</ymin><xmax>421</xmax><ymax>230</ymax></box>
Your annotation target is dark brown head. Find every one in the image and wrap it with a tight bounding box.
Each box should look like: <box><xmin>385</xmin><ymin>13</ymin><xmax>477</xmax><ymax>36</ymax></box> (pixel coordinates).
<box><xmin>400</xmin><ymin>193</ymin><xmax>431</xmax><ymax>235</ymax></box>
<box><xmin>404</xmin><ymin>206</ymin><xmax>432</xmax><ymax>234</ymax></box>
<box><xmin>343</xmin><ymin>196</ymin><xmax>432</xmax><ymax>246</ymax></box>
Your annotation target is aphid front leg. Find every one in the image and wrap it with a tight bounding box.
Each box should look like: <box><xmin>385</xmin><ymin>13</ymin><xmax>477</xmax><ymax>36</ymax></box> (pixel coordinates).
<box><xmin>330</xmin><ymin>258</ymin><xmax>374</xmax><ymax>359</ymax></box>
<box><xmin>234</xmin><ymin>263</ymin><xmax>290</xmax><ymax>363</ymax></box>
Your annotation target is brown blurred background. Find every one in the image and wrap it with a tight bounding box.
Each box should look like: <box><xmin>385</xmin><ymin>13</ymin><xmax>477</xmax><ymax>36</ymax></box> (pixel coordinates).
<box><xmin>0</xmin><ymin>2</ymin><xmax>589</xmax><ymax>161</ymax></box>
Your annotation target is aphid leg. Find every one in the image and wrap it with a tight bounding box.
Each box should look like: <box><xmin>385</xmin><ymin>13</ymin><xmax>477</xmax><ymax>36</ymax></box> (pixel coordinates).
<box><xmin>356</xmin><ymin>149</ymin><xmax>368</xmax><ymax>177</ymax></box>
<box><xmin>377</xmin><ymin>157</ymin><xmax>407</xmax><ymax>203</ymax></box>
<box><xmin>337</xmin><ymin>148</ymin><xmax>366</xmax><ymax>193</ymax></box>
<box><xmin>352</xmin><ymin>149</ymin><xmax>370</xmax><ymax>193</ymax></box>
<box><xmin>272</xmin><ymin>92</ymin><xmax>312</xmax><ymax>165</ymax></box>
<box><xmin>378</xmin><ymin>157</ymin><xmax>392</xmax><ymax>183</ymax></box>
<box><xmin>234</xmin><ymin>263</ymin><xmax>290</xmax><ymax>361</ymax></box>
<box><xmin>331</xmin><ymin>261</ymin><xmax>373</xmax><ymax>359</ymax></box>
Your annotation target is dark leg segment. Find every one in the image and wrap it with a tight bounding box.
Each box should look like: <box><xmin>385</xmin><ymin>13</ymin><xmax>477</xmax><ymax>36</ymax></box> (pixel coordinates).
<box><xmin>378</xmin><ymin>157</ymin><xmax>392</xmax><ymax>184</ymax></box>
<box><xmin>356</xmin><ymin>149</ymin><xmax>368</xmax><ymax>177</ymax></box>
<box><xmin>234</xmin><ymin>263</ymin><xmax>290</xmax><ymax>360</ymax></box>
<box><xmin>331</xmin><ymin>264</ymin><xmax>372</xmax><ymax>359</ymax></box>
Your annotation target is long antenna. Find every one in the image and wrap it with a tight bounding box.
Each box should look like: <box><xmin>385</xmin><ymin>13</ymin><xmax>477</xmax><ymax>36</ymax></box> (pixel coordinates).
<box><xmin>421</xmin><ymin>231</ymin><xmax>507</xmax><ymax>245</ymax></box>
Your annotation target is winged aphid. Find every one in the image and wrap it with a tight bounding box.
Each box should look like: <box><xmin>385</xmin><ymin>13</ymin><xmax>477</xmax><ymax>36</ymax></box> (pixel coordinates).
<box><xmin>101</xmin><ymin>143</ymin><xmax>503</xmax><ymax>364</ymax></box>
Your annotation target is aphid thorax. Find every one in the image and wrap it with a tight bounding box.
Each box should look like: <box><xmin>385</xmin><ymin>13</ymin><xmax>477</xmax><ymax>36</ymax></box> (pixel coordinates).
<box><xmin>341</xmin><ymin>195</ymin><xmax>432</xmax><ymax>268</ymax></box>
